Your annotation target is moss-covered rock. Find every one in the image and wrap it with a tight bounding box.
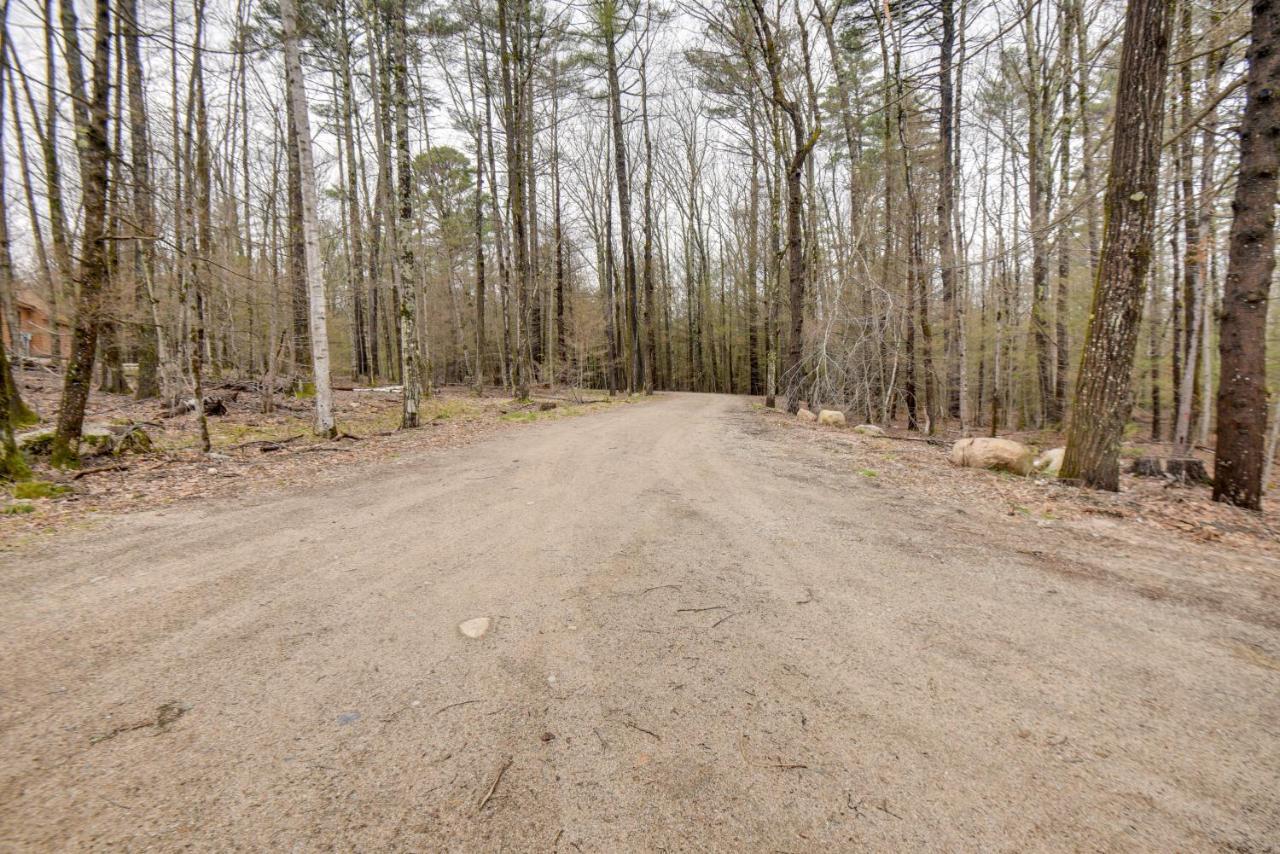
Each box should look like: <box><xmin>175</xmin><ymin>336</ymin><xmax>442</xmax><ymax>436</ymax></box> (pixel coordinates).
<box><xmin>20</xmin><ymin>424</ymin><xmax>151</xmax><ymax>464</ymax></box>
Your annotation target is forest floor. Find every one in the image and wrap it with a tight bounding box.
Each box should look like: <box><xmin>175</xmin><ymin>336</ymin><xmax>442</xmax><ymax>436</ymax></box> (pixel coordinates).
<box><xmin>0</xmin><ymin>367</ymin><xmax>641</xmax><ymax>548</ymax></box>
<box><xmin>765</xmin><ymin>406</ymin><xmax>1280</xmax><ymax>559</ymax></box>
<box><xmin>1</xmin><ymin>392</ymin><xmax>1277</xmax><ymax>850</ymax></box>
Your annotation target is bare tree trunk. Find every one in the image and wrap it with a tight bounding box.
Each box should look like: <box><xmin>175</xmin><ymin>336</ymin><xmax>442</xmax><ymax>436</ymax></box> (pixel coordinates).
<box><xmin>1213</xmin><ymin>0</ymin><xmax>1278</xmax><ymax>509</ymax></box>
<box><xmin>389</xmin><ymin>0</ymin><xmax>421</xmax><ymax>425</ymax></box>
<box><xmin>1061</xmin><ymin>0</ymin><xmax>1172</xmax><ymax>491</ymax></box>
<box><xmin>1054</xmin><ymin>1</ymin><xmax>1074</xmax><ymax>422</ymax></box>
<box><xmin>188</xmin><ymin>0</ymin><xmax>211</xmax><ymax>453</ymax></box>
<box><xmin>497</xmin><ymin>0</ymin><xmax>531</xmax><ymax>399</ymax></box>
<box><xmin>938</xmin><ymin>0</ymin><xmax>960</xmax><ymax>423</ymax></box>
<box><xmin>1148</xmin><ymin>268</ymin><xmax>1163</xmax><ymax>441</ymax></box>
<box><xmin>120</xmin><ymin>0</ymin><xmax>166</xmax><ymax>401</ymax></box>
<box><xmin>748</xmin><ymin>0</ymin><xmax>818</xmax><ymax>415</ymax></box>
<box><xmin>601</xmin><ymin>5</ymin><xmax>643</xmax><ymax>394</ymax></box>
<box><xmin>338</xmin><ymin>6</ymin><xmax>368</xmax><ymax>383</ymax></box>
<box><xmin>281</xmin><ymin>0</ymin><xmax>336</xmax><ymax>437</ymax></box>
<box><xmin>0</xmin><ymin>12</ymin><xmax>33</xmax><ymax>426</ymax></box>
<box><xmin>640</xmin><ymin>48</ymin><xmax>657</xmax><ymax>394</ymax></box>
<box><xmin>747</xmin><ymin>106</ymin><xmax>762</xmax><ymax>397</ymax></box>
<box><xmin>468</xmin><ymin>35</ymin><xmax>488</xmax><ymax>393</ymax></box>
<box><xmin>284</xmin><ymin>96</ymin><xmax>309</xmax><ymax>379</ymax></box>
<box><xmin>1196</xmin><ymin>0</ymin><xmax>1226</xmax><ymax>446</ymax></box>
<box><xmin>1024</xmin><ymin>0</ymin><xmax>1056</xmax><ymax>425</ymax></box>
<box><xmin>51</xmin><ymin>0</ymin><xmax>112</xmax><ymax>467</ymax></box>
<box><xmin>40</xmin><ymin>0</ymin><xmax>71</xmax><ymax>365</ymax></box>
<box><xmin>1172</xmin><ymin>0</ymin><xmax>1200</xmax><ymax>454</ymax></box>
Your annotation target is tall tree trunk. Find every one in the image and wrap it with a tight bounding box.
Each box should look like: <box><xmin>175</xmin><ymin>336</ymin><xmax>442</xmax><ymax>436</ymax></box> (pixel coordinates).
<box><xmin>640</xmin><ymin>50</ymin><xmax>657</xmax><ymax>394</ymax></box>
<box><xmin>97</xmin><ymin>15</ymin><xmax>129</xmax><ymax>397</ymax></box>
<box><xmin>1173</xmin><ymin>0</ymin><xmax>1201</xmax><ymax>453</ymax></box>
<box><xmin>188</xmin><ymin>0</ymin><xmax>211</xmax><ymax>453</ymax></box>
<box><xmin>281</xmin><ymin>0</ymin><xmax>336</xmax><ymax>437</ymax></box>
<box><xmin>1149</xmin><ymin>267</ymin><xmax>1163</xmax><ymax>441</ymax></box>
<box><xmin>470</xmin><ymin>37</ymin><xmax>488</xmax><ymax>393</ymax></box>
<box><xmin>747</xmin><ymin>109</ymin><xmax>762</xmax><ymax>397</ymax></box>
<box><xmin>389</xmin><ymin>0</ymin><xmax>421</xmax><ymax>425</ymax></box>
<box><xmin>1024</xmin><ymin>2</ymin><xmax>1056</xmax><ymax>425</ymax></box>
<box><xmin>1054</xmin><ymin>1</ymin><xmax>1074</xmax><ymax>422</ymax></box>
<box><xmin>285</xmin><ymin>94</ymin><xmax>309</xmax><ymax>376</ymax></box>
<box><xmin>938</xmin><ymin>0</ymin><xmax>961</xmax><ymax>423</ymax></box>
<box><xmin>602</xmin><ymin>7</ymin><xmax>643</xmax><ymax>394</ymax></box>
<box><xmin>1196</xmin><ymin>0</ymin><xmax>1226</xmax><ymax>446</ymax></box>
<box><xmin>40</xmin><ymin>0</ymin><xmax>71</xmax><ymax>365</ymax></box>
<box><xmin>121</xmin><ymin>0</ymin><xmax>165</xmax><ymax>401</ymax></box>
<box><xmin>1213</xmin><ymin>0</ymin><xmax>1278</xmax><ymax>510</ymax></box>
<box><xmin>498</xmin><ymin>0</ymin><xmax>531</xmax><ymax>398</ymax></box>
<box><xmin>749</xmin><ymin>0</ymin><xmax>818</xmax><ymax>415</ymax></box>
<box><xmin>1061</xmin><ymin>0</ymin><xmax>1172</xmax><ymax>491</ymax></box>
<box><xmin>0</xmin><ymin>10</ymin><xmax>32</xmax><ymax>426</ymax></box>
<box><xmin>339</xmin><ymin>7</ymin><xmax>368</xmax><ymax>382</ymax></box>
<box><xmin>550</xmin><ymin>56</ymin><xmax>568</xmax><ymax>384</ymax></box>
<box><xmin>51</xmin><ymin>0</ymin><xmax>112</xmax><ymax>467</ymax></box>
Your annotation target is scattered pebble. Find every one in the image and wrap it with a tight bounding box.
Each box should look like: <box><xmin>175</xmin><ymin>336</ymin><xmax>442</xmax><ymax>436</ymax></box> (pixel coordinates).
<box><xmin>458</xmin><ymin>617</ymin><xmax>492</xmax><ymax>639</ymax></box>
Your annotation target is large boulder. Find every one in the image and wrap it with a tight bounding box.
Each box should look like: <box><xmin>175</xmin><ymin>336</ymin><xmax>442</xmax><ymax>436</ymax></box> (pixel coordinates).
<box><xmin>17</xmin><ymin>424</ymin><xmax>113</xmax><ymax>455</ymax></box>
<box><xmin>853</xmin><ymin>424</ymin><xmax>885</xmax><ymax>437</ymax></box>
<box><xmin>797</xmin><ymin>408</ymin><xmax>817</xmax><ymax>422</ymax></box>
<box><xmin>1033</xmin><ymin>447</ymin><xmax>1065</xmax><ymax>477</ymax></box>
<box><xmin>949</xmin><ymin>437</ymin><xmax>1034</xmax><ymax>476</ymax></box>
<box><xmin>818</xmin><ymin>410</ymin><xmax>847</xmax><ymax>427</ymax></box>
<box><xmin>16</xmin><ymin>423</ymin><xmax>150</xmax><ymax>458</ymax></box>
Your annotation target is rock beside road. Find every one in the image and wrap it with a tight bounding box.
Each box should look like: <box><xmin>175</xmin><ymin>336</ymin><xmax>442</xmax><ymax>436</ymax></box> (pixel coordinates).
<box><xmin>853</xmin><ymin>424</ymin><xmax>885</xmax><ymax>437</ymax></box>
<box><xmin>949</xmin><ymin>437</ymin><xmax>1034</xmax><ymax>476</ymax></box>
<box><xmin>818</xmin><ymin>410</ymin><xmax>846</xmax><ymax>427</ymax></box>
<box><xmin>1033</xmin><ymin>447</ymin><xmax>1065</xmax><ymax>477</ymax></box>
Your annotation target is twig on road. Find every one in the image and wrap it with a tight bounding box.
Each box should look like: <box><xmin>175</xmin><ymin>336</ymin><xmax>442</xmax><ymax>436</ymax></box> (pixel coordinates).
<box><xmin>435</xmin><ymin>699</ymin><xmax>481</xmax><ymax>716</ymax></box>
<box><xmin>477</xmin><ymin>755</ymin><xmax>513</xmax><ymax>812</ymax></box>
<box><xmin>620</xmin><ymin>719</ymin><xmax>662</xmax><ymax>740</ymax></box>
<box><xmin>738</xmin><ymin>734</ymin><xmax>806</xmax><ymax>771</ymax></box>
<box><xmin>676</xmin><ymin>605</ymin><xmax>729</xmax><ymax>613</ymax></box>
<box><xmin>711</xmin><ymin>611</ymin><xmax>739</xmax><ymax>629</ymax></box>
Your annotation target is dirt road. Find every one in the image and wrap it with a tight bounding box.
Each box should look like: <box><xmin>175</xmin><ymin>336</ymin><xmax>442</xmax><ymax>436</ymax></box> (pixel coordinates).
<box><xmin>2</xmin><ymin>394</ymin><xmax>1277</xmax><ymax>851</ymax></box>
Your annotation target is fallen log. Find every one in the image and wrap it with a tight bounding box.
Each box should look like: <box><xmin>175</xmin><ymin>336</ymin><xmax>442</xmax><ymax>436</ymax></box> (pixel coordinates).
<box><xmin>227</xmin><ymin>434</ymin><xmax>305</xmax><ymax>452</ymax></box>
<box><xmin>72</xmin><ymin>463</ymin><xmax>130</xmax><ymax>480</ymax></box>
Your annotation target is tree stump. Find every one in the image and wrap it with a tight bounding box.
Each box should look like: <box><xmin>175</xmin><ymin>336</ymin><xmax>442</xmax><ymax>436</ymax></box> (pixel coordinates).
<box><xmin>1129</xmin><ymin>457</ymin><xmax>1165</xmax><ymax>478</ymax></box>
<box><xmin>1165</xmin><ymin>457</ymin><xmax>1210</xmax><ymax>485</ymax></box>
